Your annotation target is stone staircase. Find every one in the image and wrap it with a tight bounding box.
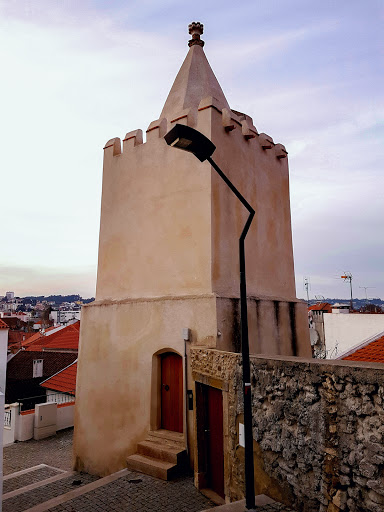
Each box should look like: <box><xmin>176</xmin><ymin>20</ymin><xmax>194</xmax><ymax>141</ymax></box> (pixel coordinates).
<box><xmin>126</xmin><ymin>429</ymin><xmax>187</xmax><ymax>480</ymax></box>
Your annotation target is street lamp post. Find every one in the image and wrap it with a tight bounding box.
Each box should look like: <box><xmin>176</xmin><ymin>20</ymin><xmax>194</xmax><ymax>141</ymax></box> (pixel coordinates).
<box><xmin>164</xmin><ymin>124</ymin><xmax>256</xmax><ymax>510</ymax></box>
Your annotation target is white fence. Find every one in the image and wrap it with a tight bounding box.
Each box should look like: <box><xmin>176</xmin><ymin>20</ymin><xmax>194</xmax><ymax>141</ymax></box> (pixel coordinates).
<box><xmin>3</xmin><ymin>400</ymin><xmax>75</xmax><ymax>446</ymax></box>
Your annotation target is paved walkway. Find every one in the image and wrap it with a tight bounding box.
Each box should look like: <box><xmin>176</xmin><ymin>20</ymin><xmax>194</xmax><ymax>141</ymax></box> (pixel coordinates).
<box><xmin>3</xmin><ymin>429</ymin><xmax>296</xmax><ymax>512</ymax></box>
<box><xmin>3</xmin><ymin>429</ymin><xmax>74</xmax><ymax>475</ymax></box>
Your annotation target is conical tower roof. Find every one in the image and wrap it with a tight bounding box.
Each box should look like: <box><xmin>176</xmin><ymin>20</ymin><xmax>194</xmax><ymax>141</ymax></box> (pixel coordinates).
<box><xmin>160</xmin><ymin>22</ymin><xmax>230</xmax><ymax>120</ymax></box>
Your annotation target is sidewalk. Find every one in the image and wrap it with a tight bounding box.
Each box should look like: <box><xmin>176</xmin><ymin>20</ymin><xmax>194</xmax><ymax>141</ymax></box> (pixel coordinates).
<box><xmin>3</xmin><ymin>429</ymin><xmax>296</xmax><ymax>512</ymax></box>
<box><xmin>3</xmin><ymin>428</ymin><xmax>74</xmax><ymax>475</ymax></box>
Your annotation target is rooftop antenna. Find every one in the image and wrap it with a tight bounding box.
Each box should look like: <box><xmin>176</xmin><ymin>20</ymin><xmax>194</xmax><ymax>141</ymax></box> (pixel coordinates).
<box><xmin>304</xmin><ymin>277</ymin><xmax>310</xmax><ymax>305</ymax></box>
<box><xmin>341</xmin><ymin>272</ymin><xmax>353</xmax><ymax>310</ymax></box>
<box><xmin>359</xmin><ymin>286</ymin><xmax>375</xmax><ymax>303</ymax></box>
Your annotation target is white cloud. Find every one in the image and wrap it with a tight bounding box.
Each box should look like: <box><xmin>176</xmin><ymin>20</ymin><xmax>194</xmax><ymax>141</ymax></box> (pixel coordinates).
<box><xmin>209</xmin><ymin>19</ymin><xmax>338</xmax><ymax>70</ymax></box>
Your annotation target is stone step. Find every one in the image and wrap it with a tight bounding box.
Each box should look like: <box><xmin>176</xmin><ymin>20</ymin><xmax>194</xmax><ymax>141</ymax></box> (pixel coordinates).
<box><xmin>126</xmin><ymin>453</ymin><xmax>179</xmax><ymax>481</ymax></box>
<box><xmin>137</xmin><ymin>439</ymin><xmax>186</xmax><ymax>465</ymax></box>
<box><xmin>148</xmin><ymin>428</ymin><xmax>185</xmax><ymax>446</ymax></box>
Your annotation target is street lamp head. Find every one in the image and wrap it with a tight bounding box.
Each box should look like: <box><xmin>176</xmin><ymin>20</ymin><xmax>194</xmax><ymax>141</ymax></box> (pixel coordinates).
<box><xmin>164</xmin><ymin>124</ymin><xmax>216</xmax><ymax>162</ymax></box>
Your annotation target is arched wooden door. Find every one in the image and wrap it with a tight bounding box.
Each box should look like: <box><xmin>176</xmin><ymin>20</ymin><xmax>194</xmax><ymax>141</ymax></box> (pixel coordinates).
<box><xmin>161</xmin><ymin>353</ymin><xmax>183</xmax><ymax>433</ymax></box>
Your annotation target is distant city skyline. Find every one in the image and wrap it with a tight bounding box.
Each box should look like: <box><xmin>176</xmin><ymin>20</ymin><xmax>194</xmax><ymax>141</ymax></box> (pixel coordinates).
<box><xmin>3</xmin><ymin>292</ymin><xmax>384</xmax><ymax>305</ymax></box>
<box><xmin>1</xmin><ymin>1</ymin><xmax>383</xmax><ymax>299</ymax></box>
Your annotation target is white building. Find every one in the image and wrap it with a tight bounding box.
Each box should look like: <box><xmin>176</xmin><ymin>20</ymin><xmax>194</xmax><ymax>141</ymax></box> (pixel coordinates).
<box><xmin>324</xmin><ymin>313</ymin><xmax>384</xmax><ymax>357</ymax></box>
<box><xmin>331</xmin><ymin>303</ymin><xmax>350</xmax><ymax>314</ymax></box>
<box><xmin>50</xmin><ymin>310</ymin><xmax>81</xmax><ymax>326</ymax></box>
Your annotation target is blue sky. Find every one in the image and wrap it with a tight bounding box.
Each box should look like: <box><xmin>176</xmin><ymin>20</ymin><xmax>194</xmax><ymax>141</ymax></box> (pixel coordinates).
<box><xmin>1</xmin><ymin>0</ymin><xmax>383</xmax><ymax>299</ymax></box>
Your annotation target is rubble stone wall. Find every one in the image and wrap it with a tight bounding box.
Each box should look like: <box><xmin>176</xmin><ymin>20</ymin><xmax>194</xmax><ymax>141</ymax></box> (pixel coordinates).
<box><xmin>190</xmin><ymin>348</ymin><xmax>384</xmax><ymax>512</ymax></box>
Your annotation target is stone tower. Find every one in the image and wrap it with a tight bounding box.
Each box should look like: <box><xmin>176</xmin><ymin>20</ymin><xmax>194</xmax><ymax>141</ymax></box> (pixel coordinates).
<box><xmin>74</xmin><ymin>22</ymin><xmax>311</xmax><ymax>477</ymax></box>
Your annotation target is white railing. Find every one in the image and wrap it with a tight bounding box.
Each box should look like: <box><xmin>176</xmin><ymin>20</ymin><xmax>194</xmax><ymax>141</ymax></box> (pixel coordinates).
<box><xmin>4</xmin><ymin>409</ymin><xmax>11</xmax><ymax>427</ymax></box>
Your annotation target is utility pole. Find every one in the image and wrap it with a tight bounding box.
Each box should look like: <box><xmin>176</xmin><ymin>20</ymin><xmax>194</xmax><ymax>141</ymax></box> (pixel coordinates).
<box><xmin>341</xmin><ymin>272</ymin><xmax>353</xmax><ymax>311</ymax></box>
<box><xmin>304</xmin><ymin>277</ymin><xmax>310</xmax><ymax>305</ymax></box>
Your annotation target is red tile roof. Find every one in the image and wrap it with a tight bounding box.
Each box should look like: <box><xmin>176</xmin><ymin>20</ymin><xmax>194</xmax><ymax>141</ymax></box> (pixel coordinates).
<box><xmin>308</xmin><ymin>302</ymin><xmax>332</xmax><ymax>312</ymax></box>
<box><xmin>25</xmin><ymin>322</ymin><xmax>80</xmax><ymax>351</ymax></box>
<box><xmin>21</xmin><ymin>325</ymin><xmax>72</xmax><ymax>349</ymax></box>
<box><xmin>8</xmin><ymin>331</ymin><xmax>36</xmax><ymax>349</ymax></box>
<box><xmin>40</xmin><ymin>361</ymin><xmax>77</xmax><ymax>394</ymax></box>
<box><xmin>9</xmin><ymin>331</ymin><xmax>35</xmax><ymax>342</ymax></box>
<box><xmin>21</xmin><ymin>331</ymin><xmax>43</xmax><ymax>347</ymax></box>
<box><xmin>342</xmin><ymin>335</ymin><xmax>384</xmax><ymax>364</ymax></box>
<box><xmin>0</xmin><ymin>319</ymin><xmax>8</xmax><ymax>329</ymax></box>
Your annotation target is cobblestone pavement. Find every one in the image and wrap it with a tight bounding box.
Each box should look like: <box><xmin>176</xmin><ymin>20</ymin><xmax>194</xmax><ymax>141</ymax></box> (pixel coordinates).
<box><xmin>3</xmin><ymin>429</ymin><xmax>296</xmax><ymax>512</ymax></box>
<box><xmin>3</xmin><ymin>428</ymin><xmax>74</xmax><ymax>475</ymax></box>
<box><xmin>3</xmin><ymin>466</ymin><xmax>62</xmax><ymax>494</ymax></box>
<box><xmin>249</xmin><ymin>505</ymin><xmax>295</xmax><ymax>512</ymax></box>
<box><xmin>48</xmin><ymin>472</ymin><xmax>297</xmax><ymax>512</ymax></box>
<box><xmin>264</xmin><ymin>507</ymin><xmax>295</xmax><ymax>512</ymax></box>
<box><xmin>3</xmin><ymin>473</ymin><xmax>99</xmax><ymax>512</ymax></box>
<box><xmin>50</xmin><ymin>471</ymin><xmax>215</xmax><ymax>512</ymax></box>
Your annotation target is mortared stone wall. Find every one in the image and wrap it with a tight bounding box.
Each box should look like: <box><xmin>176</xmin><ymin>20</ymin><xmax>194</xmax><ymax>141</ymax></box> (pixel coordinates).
<box><xmin>191</xmin><ymin>348</ymin><xmax>384</xmax><ymax>512</ymax></box>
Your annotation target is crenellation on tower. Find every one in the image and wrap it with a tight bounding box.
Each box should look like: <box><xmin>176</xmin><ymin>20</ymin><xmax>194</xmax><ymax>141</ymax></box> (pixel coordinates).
<box><xmin>122</xmin><ymin>129</ymin><xmax>143</xmax><ymax>151</ymax></box>
<box><xmin>241</xmin><ymin>118</ymin><xmax>258</xmax><ymax>139</ymax></box>
<box><xmin>103</xmin><ymin>105</ymin><xmax>288</xmax><ymax>159</ymax></box>
<box><xmin>103</xmin><ymin>137</ymin><xmax>121</xmax><ymax>156</ymax></box>
<box><xmin>259</xmin><ymin>133</ymin><xmax>274</xmax><ymax>149</ymax></box>
<box><xmin>197</xmin><ymin>96</ymin><xmax>224</xmax><ymax>114</ymax></box>
<box><xmin>169</xmin><ymin>106</ymin><xmax>198</xmax><ymax>128</ymax></box>
<box><xmin>146</xmin><ymin>118</ymin><xmax>168</xmax><ymax>139</ymax></box>
<box><xmin>275</xmin><ymin>143</ymin><xmax>288</xmax><ymax>159</ymax></box>
<box><xmin>230</xmin><ymin>110</ymin><xmax>254</xmax><ymax>123</ymax></box>
<box><xmin>221</xmin><ymin>108</ymin><xmax>237</xmax><ymax>131</ymax></box>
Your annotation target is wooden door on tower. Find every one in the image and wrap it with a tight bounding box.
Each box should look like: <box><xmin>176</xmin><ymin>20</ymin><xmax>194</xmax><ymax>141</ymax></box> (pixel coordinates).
<box><xmin>161</xmin><ymin>353</ymin><xmax>183</xmax><ymax>433</ymax></box>
<box><xmin>196</xmin><ymin>383</ymin><xmax>225</xmax><ymax>499</ymax></box>
<box><xmin>206</xmin><ymin>386</ymin><xmax>224</xmax><ymax>498</ymax></box>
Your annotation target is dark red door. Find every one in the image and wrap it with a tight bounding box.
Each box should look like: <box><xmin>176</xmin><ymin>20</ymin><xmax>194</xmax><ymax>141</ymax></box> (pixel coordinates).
<box><xmin>161</xmin><ymin>353</ymin><xmax>183</xmax><ymax>433</ymax></box>
<box><xmin>196</xmin><ymin>384</ymin><xmax>225</xmax><ymax>498</ymax></box>
<box><xmin>207</xmin><ymin>386</ymin><xmax>224</xmax><ymax>498</ymax></box>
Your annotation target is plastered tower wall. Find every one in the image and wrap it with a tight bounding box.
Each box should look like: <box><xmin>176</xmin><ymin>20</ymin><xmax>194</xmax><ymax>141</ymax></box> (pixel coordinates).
<box><xmin>75</xmin><ymin>296</ymin><xmax>217</xmax><ymax>476</ymax></box>
<box><xmin>95</xmin><ymin>116</ymin><xmax>213</xmax><ymax>301</ymax></box>
<box><xmin>74</xmin><ymin>25</ymin><xmax>311</xmax><ymax>476</ymax></box>
<box><xmin>209</xmin><ymin>104</ymin><xmax>296</xmax><ymax>299</ymax></box>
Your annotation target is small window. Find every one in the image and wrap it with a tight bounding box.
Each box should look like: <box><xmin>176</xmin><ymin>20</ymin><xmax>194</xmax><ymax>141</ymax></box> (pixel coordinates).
<box><xmin>33</xmin><ymin>359</ymin><xmax>43</xmax><ymax>378</ymax></box>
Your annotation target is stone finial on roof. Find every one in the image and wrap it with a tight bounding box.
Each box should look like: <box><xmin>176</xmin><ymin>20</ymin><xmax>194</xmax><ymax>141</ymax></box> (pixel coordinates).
<box><xmin>188</xmin><ymin>21</ymin><xmax>204</xmax><ymax>47</ymax></box>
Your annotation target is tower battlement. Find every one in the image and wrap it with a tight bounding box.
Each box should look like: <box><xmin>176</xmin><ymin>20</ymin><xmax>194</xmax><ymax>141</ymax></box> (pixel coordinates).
<box><xmin>103</xmin><ymin>98</ymin><xmax>287</xmax><ymax>160</ymax></box>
